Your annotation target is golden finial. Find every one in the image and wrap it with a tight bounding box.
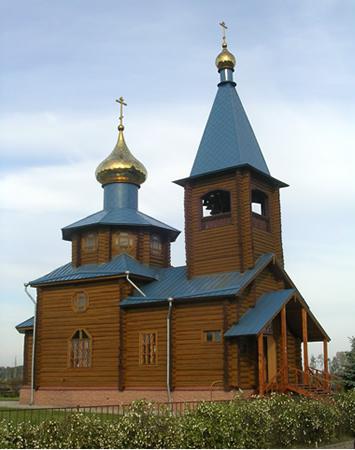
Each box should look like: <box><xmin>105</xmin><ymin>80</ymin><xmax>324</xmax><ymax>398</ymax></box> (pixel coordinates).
<box><xmin>116</xmin><ymin>96</ymin><xmax>127</xmax><ymax>131</ymax></box>
<box><xmin>95</xmin><ymin>97</ymin><xmax>147</xmax><ymax>186</ymax></box>
<box><xmin>215</xmin><ymin>21</ymin><xmax>236</xmax><ymax>71</ymax></box>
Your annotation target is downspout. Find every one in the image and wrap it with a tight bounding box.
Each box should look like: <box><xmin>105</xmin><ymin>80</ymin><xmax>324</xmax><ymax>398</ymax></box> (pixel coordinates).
<box><xmin>125</xmin><ymin>271</ymin><xmax>146</xmax><ymax>297</ymax></box>
<box><xmin>24</xmin><ymin>283</ymin><xmax>36</xmax><ymax>406</ymax></box>
<box><xmin>166</xmin><ymin>297</ymin><xmax>173</xmax><ymax>403</ymax></box>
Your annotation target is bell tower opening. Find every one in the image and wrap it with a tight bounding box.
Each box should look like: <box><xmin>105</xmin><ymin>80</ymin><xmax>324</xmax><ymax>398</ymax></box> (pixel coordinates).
<box><xmin>251</xmin><ymin>189</ymin><xmax>270</xmax><ymax>232</ymax></box>
<box><xmin>201</xmin><ymin>190</ymin><xmax>231</xmax><ymax>217</ymax></box>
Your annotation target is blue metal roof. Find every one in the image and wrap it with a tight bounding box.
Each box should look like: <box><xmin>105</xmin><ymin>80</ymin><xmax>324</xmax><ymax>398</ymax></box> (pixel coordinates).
<box><xmin>62</xmin><ymin>208</ymin><xmax>180</xmax><ymax>241</ymax></box>
<box><xmin>190</xmin><ymin>82</ymin><xmax>270</xmax><ymax>178</ymax></box>
<box><xmin>16</xmin><ymin>316</ymin><xmax>34</xmax><ymax>332</ymax></box>
<box><xmin>121</xmin><ymin>253</ymin><xmax>274</xmax><ymax>307</ymax></box>
<box><xmin>224</xmin><ymin>289</ymin><xmax>296</xmax><ymax>337</ymax></box>
<box><xmin>30</xmin><ymin>253</ymin><xmax>158</xmax><ymax>286</ymax></box>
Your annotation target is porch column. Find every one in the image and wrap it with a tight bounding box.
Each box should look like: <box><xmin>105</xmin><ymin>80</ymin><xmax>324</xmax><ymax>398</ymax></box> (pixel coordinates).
<box><xmin>258</xmin><ymin>333</ymin><xmax>264</xmax><ymax>396</ymax></box>
<box><xmin>302</xmin><ymin>308</ymin><xmax>309</xmax><ymax>384</ymax></box>
<box><xmin>323</xmin><ymin>339</ymin><xmax>329</xmax><ymax>390</ymax></box>
<box><xmin>281</xmin><ymin>306</ymin><xmax>288</xmax><ymax>390</ymax></box>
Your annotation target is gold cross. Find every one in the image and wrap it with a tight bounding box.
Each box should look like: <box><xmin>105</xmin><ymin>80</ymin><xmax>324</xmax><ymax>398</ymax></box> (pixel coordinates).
<box><xmin>219</xmin><ymin>21</ymin><xmax>228</xmax><ymax>45</ymax></box>
<box><xmin>116</xmin><ymin>96</ymin><xmax>127</xmax><ymax>127</ymax></box>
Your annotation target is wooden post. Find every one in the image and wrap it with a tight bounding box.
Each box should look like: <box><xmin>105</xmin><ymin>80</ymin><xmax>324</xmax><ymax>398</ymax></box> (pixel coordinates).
<box><xmin>258</xmin><ymin>333</ymin><xmax>264</xmax><ymax>396</ymax></box>
<box><xmin>323</xmin><ymin>339</ymin><xmax>329</xmax><ymax>390</ymax></box>
<box><xmin>281</xmin><ymin>306</ymin><xmax>288</xmax><ymax>391</ymax></box>
<box><xmin>302</xmin><ymin>308</ymin><xmax>309</xmax><ymax>384</ymax></box>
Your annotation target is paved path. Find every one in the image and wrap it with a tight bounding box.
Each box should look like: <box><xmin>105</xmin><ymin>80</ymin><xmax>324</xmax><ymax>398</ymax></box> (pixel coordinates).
<box><xmin>0</xmin><ymin>400</ymin><xmax>46</xmax><ymax>409</ymax></box>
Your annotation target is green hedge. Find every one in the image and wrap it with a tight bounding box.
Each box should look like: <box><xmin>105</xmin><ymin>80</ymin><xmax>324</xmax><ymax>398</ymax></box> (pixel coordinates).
<box><xmin>0</xmin><ymin>391</ymin><xmax>354</xmax><ymax>449</ymax></box>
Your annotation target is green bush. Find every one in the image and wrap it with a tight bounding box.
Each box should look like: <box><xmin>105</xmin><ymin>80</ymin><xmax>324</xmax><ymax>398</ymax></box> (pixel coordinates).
<box><xmin>0</xmin><ymin>392</ymin><xmax>354</xmax><ymax>449</ymax></box>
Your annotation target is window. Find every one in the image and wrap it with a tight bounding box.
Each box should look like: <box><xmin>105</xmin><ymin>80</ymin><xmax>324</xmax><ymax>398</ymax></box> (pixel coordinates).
<box><xmin>251</xmin><ymin>189</ymin><xmax>270</xmax><ymax>232</ymax></box>
<box><xmin>140</xmin><ymin>332</ymin><xmax>157</xmax><ymax>365</ymax></box>
<box><xmin>84</xmin><ymin>233</ymin><xmax>97</xmax><ymax>252</ymax></box>
<box><xmin>72</xmin><ymin>291</ymin><xmax>89</xmax><ymax>313</ymax></box>
<box><xmin>202</xmin><ymin>190</ymin><xmax>231</xmax><ymax>217</ymax></box>
<box><xmin>113</xmin><ymin>232</ymin><xmax>135</xmax><ymax>253</ymax></box>
<box><xmin>151</xmin><ymin>235</ymin><xmax>162</xmax><ymax>256</ymax></box>
<box><xmin>203</xmin><ymin>330</ymin><xmax>222</xmax><ymax>343</ymax></box>
<box><xmin>251</xmin><ymin>190</ymin><xmax>268</xmax><ymax>216</ymax></box>
<box><xmin>70</xmin><ymin>329</ymin><xmax>91</xmax><ymax>368</ymax></box>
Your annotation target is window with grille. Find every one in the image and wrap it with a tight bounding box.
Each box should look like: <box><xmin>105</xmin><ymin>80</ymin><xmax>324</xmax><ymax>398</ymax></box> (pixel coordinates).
<box><xmin>70</xmin><ymin>329</ymin><xmax>91</xmax><ymax>368</ymax></box>
<box><xmin>140</xmin><ymin>332</ymin><xmax>157</xmax><ymax>365</ymax></box>
<box><xmin>72</xmin><ymin>292</ymin><xmax>89</xmax><ymax>312</ymax></box>
<box><xmin>150</xmin><ymin>235</ymin><xmax>162</xmax><ymax>256</ymax></box>
<box><xmin>203</xmin><ymin>330</ymin><xmax>222</xmax><ymax>343</ymax></box>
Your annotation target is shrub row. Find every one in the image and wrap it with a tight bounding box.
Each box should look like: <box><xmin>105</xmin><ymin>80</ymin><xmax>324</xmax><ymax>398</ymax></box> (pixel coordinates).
<box><xmin>0</xmin><ymin>391</ymin><xmax>354</xmax><ymax>449</ymax></box>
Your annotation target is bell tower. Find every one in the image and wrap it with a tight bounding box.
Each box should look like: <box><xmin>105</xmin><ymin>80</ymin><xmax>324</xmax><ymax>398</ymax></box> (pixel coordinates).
<box><xmin>175</xmin><ymin>24</ymin><xmax>287</xmax><ymax>277</ymax></box>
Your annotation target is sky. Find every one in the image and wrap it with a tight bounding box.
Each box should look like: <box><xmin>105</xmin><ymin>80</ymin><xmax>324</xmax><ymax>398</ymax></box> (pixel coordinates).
<box><xmin>0</xmin><ymin>0</ymin><xmax>354</xmax><ymax>366</ymax></box>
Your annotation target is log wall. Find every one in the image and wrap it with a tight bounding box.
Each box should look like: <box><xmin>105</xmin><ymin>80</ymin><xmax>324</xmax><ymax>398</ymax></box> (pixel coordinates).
<box><xmin>35</xmin><ymin>280</ymin><xmax>121</xmax><ymax>388</ymax></box>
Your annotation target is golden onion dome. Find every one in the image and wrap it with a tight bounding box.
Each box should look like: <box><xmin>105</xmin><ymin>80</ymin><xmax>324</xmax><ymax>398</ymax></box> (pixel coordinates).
<box><xmin>95</xmin><ymin>124</ymin><xmax>147</xmax><ymax>186</ymax></box>
<box><xmin>215</xmin><ymin>41</ymin><xmax>236</xmax><ymax>71</ymax></box>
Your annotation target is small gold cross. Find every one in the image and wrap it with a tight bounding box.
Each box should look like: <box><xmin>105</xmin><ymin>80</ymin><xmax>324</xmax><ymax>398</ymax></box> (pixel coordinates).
<box><xmin>219</xmin><ymin>21</ymin><xmax>228</xmax><ymax>46</ymax></box>
<box><xmin>116</xmin><ymin>96</ymin><xmax>127</xmax><ymax>127</ymax></box>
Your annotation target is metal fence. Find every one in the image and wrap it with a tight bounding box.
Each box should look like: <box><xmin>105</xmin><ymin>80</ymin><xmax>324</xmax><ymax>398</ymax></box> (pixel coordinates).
<box><xmin>0</xmin><ymin>399</ymin><xmax>229</xmax><ymax>425</ymax></box>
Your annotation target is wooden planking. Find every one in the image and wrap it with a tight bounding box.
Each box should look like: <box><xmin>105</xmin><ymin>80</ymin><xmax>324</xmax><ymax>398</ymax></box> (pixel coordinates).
<box><xmin>23</xmin><ymin>333</ymin><xmax>33</xmax><ymax>386</ymax></box>
<box><xmin>173</xmin><ymin>302</ymin><xmax>224</xmax><ymax>387</ymax></box>
<box><xmin>251</xmin><ymin>176</ymin><xmax>283</xmax><ymax>265</ymax></box>
<box><xmin>35</xmin><ymin>280</ymin><xmax>121</xmax><ymax>388</ymax></box>
<box><xmin>124</xmin><ymin>307</ymin><xmax>167</xmax><ymax>387</ymax></box>
<box><xmin>185</xmin><ymin>174</ymin><xmax>241</xmax><ymax>277</ymax></box>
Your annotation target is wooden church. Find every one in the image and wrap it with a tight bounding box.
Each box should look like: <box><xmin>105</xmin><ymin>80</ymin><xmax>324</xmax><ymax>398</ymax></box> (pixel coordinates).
<box><xmin>16</xmin><ymin>30</ymin><xmax>331</xmax><ymax>406</ymax></box>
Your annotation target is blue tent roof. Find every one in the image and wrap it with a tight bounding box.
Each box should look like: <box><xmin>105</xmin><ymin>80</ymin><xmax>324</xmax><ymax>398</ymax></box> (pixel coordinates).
<box><xmin>62</xmin><ymin>208</ymin><xmax>180</xmax><ymax>241</ymax></box>
<box><xmin>120</xmin><ymin>253</ymin><xmax>274</xmax><ymax>307</ymax></box>
<box><xmin>190</xmin><ymin>82</ymin><xmax>270</xmax><ymax>178</ymax></box>
<box><xmin>30</xmin><ymin>253</ymin><xmax>158</xmax><ymax>286</ymax></box>
<box><xmin>16</xmin><ymin>316</ymin><xmax>34</xmax><ymax>332</ymax></box>
<box><xmin>224</xmin><ymin>289</ymin><xmax>296</xmax><ymax>337</ymax></box>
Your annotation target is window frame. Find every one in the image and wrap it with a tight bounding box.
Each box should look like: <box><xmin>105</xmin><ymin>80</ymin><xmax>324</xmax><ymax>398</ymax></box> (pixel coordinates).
<box><xmin>83</xmin><ymin>232</ymin><xmax>97</xmax><ymax>252</ymax></box>
<box><xmin>150</xmin><ymin>234</ymin><xmax>163</xmax><ymax>257</ymax></box>
<box><xmin>72</xmin><ymin>291</ymin><xmax>89</xmax><ymax>313</ymax></box>
<box><xmin>202</xmin><ymin>330</ymin><xmax>222</xmax><ymax>344</ymax></box>
<box><xmin>113</xmin><ymin>231</ymin><xmax>136</xmax><ymax>254</ymax></box>
<box><xmin>201</xmin><ymin>189</ymin><xmax>232</xmax><ymax>218</ymax></box>
<box><xmin>68</xmin><ymin>329</ymin><xmax>92</xmax><ymax>369</ymax></box>
<box><xmin>139</xmin><ymin>331</ymin><xmax>158</xmax><ymax>366</ymax></box>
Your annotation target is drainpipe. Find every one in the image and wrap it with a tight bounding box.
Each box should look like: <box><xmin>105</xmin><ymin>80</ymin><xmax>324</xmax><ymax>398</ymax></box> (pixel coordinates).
<box><xmin>166</xmin><ymin>297</ymin><xmax>173</xmax><ymax>403</ymax></box>
<box><xmin>125</xmin><ymin>271</ymin><xmax>146</xmax><ymax>297</ymax></box>
<box><xmin>24</xmin><ymin>283</ymin><xmax>36</xmax><ymax>406</ymax></box>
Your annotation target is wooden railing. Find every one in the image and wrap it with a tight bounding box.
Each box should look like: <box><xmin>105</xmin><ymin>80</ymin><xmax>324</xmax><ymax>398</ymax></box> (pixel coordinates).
<box><xmin>263</xmin><ymin>366</ymin><xmax>344</xmax><ymax>396</ymax></box>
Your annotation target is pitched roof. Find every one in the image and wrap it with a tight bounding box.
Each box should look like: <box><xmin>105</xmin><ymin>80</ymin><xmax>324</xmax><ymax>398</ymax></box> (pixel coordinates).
<box><xmin>16</xmin><ymin>316</ymin><xmax>34</xmax><ymax>332</ymax></box>
<box><xmin>224</xmin><ymin>289</ymin><xmax>296</xmax><ymax>337</ymax></box>
<box><xmin>120</xmin><ymin>253</ymin><xmax>274</xmax><ymax>307</ymax></box>
<box><xmin>62</xmin><ymin>208</ymin><xmax>180</xmax><ymax>241</ymax></box>
<box><xmin>30</xmin><ymin>253</ymin><xmax>158</xmax><ymax>286</ymax></box>
<box><xmin>190</xmin><ymin>82</ymin><xmax>270</xmax><ymax>178</ymax></box>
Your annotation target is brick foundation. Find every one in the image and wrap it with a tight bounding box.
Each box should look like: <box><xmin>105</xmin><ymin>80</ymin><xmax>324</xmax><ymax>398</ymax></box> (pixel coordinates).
<box><xmin>20</xmin><ymin>387</ymin><xmax>254</xmax><ymax>407</ymax></box>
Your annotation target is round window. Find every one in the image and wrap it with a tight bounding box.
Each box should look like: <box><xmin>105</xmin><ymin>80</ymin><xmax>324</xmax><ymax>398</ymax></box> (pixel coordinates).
<box><xmin>73</xmin><ymin>292</ymin><xmax>89</xmax><ymax>312</ymax></box>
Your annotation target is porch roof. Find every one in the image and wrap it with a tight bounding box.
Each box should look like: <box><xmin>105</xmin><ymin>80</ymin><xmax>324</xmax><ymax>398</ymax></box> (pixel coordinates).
<box><xmin>225</xmin><ymin>289</ymin><xmax>295</xmax><ymax>337</ymax></box>
<box><xmin>225</xmin><ymin>288</ymin><xmax>329</xmax><ymax>341</ymax></box>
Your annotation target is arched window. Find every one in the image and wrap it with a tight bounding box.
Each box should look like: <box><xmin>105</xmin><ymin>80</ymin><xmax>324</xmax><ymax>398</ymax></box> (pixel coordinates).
<box><xmin>201</xmin><ymin>190</ymin><xmax>231</xmax><ymax>217</ymax></box>
<box><xmin>151</xmin><ymin>234</ymin><xmax>162</xmax><ymax>256</ymax></box>
<box><xmin>70</xmin><ymin>329</ymin><xmax>91</xmax><ymax>368</ymax></box>
<box><xmin>251</xmin><ymin>189</ymin><xmax>270</xmax><ymax>231</ymax></box>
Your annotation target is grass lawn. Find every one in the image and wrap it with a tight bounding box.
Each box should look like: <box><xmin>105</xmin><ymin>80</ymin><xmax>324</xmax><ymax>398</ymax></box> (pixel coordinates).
<box><xmin>0</xmin><ymin>396</ymin><xmax>19</xmax><ymax>401</ymax></box>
